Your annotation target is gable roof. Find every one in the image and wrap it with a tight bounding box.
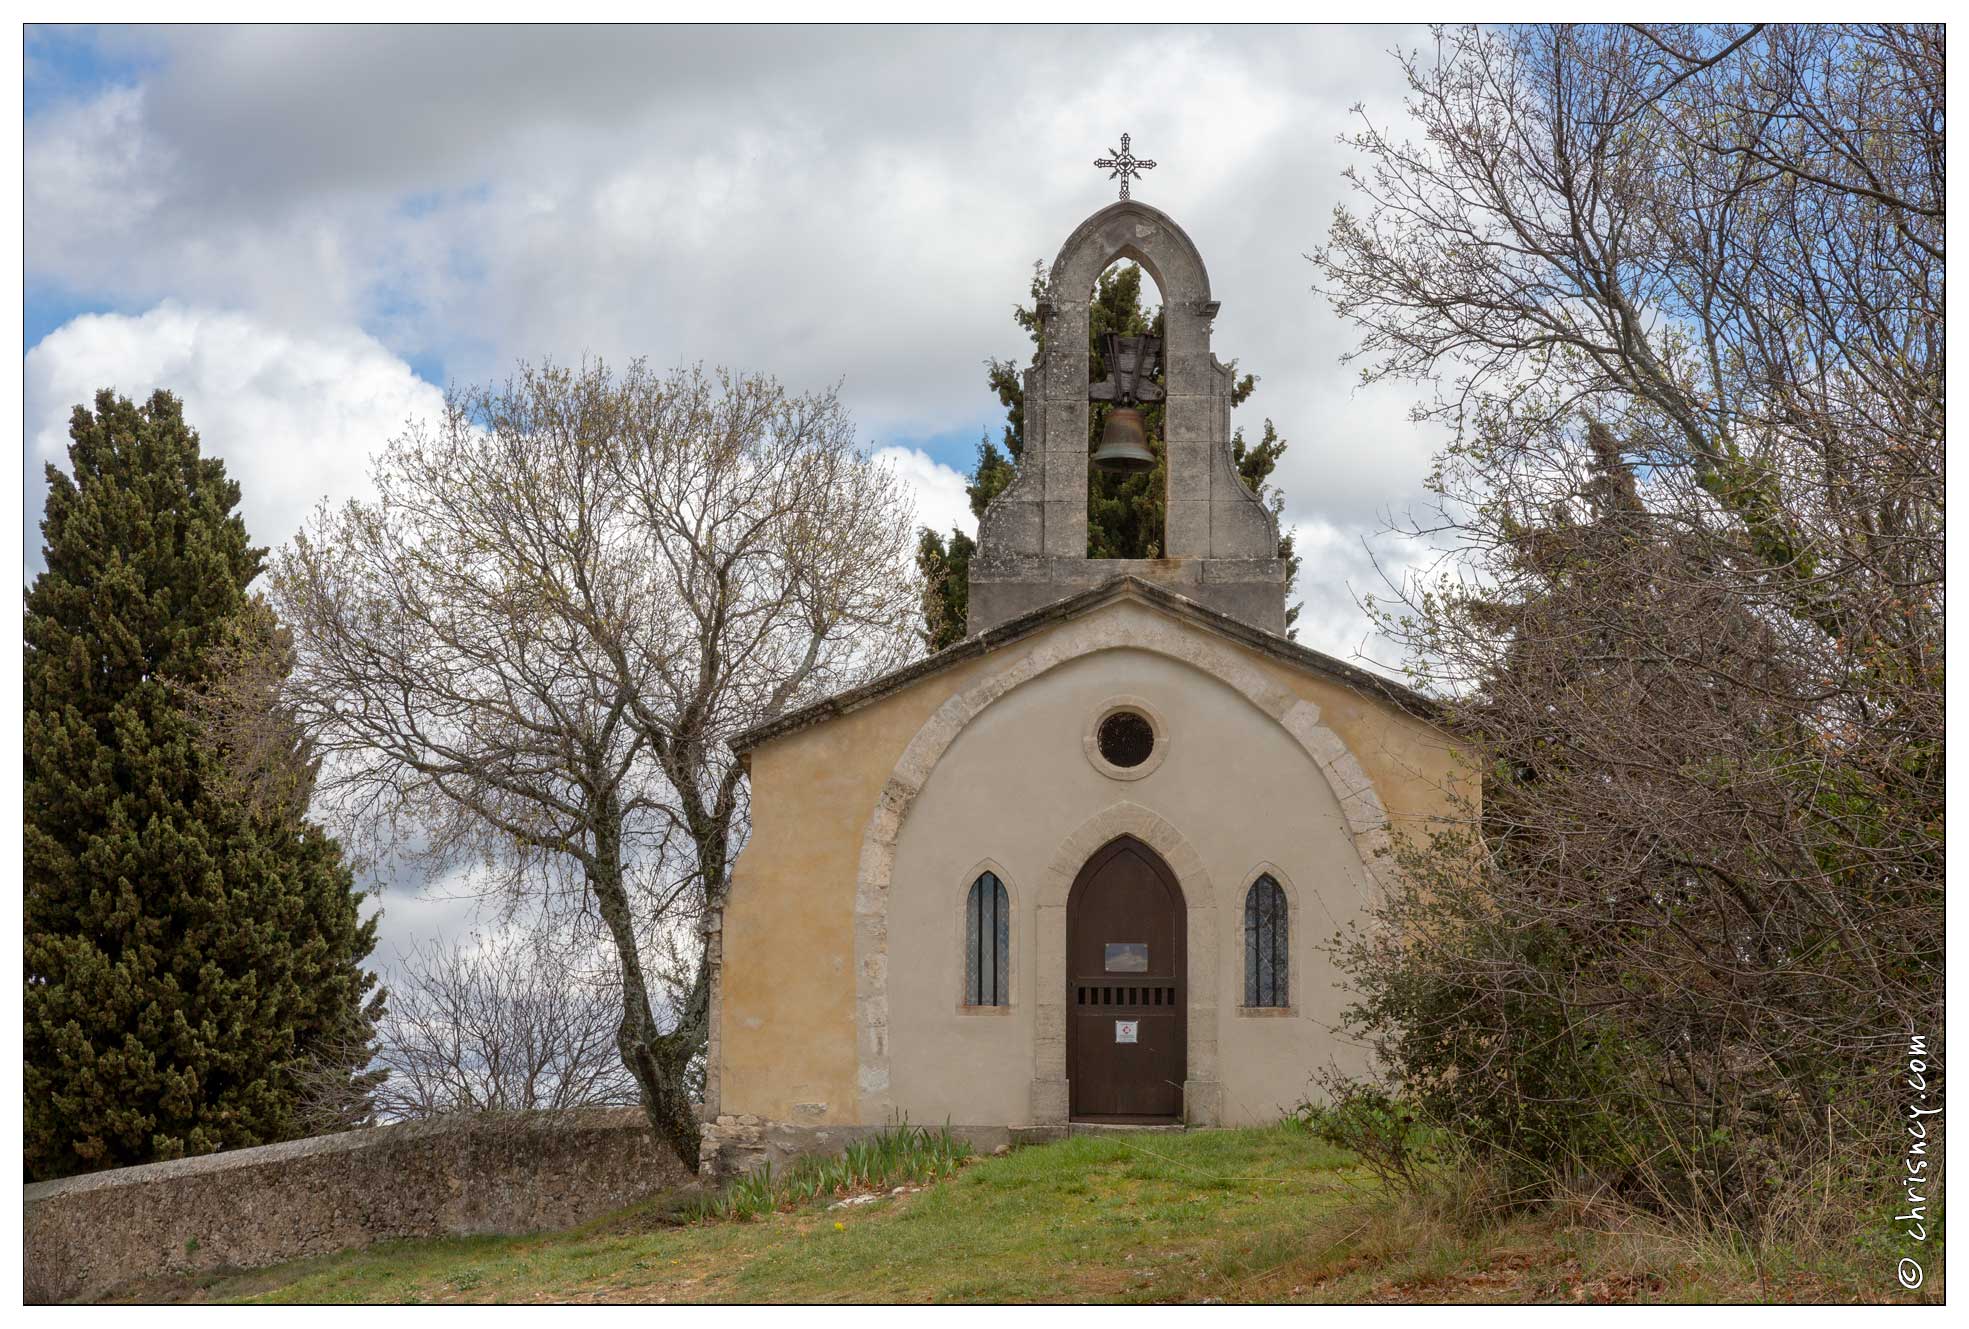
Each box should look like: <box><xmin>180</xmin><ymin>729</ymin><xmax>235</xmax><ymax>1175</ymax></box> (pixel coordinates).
<box><xmin>729</xmin><ymin>574</ymin><xmax>1442</xmax><ymax>756</ymax></box>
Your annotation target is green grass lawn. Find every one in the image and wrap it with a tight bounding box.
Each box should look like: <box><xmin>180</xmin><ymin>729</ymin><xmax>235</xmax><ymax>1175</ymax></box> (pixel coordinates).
<box><xmin>121</xmin><ymin>1125</ymin><xmax>1921</xmax><ymax>1305</ymax></box>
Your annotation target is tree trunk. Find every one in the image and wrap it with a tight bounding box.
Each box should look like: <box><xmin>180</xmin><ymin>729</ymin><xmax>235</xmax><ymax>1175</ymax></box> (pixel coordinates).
<box><xmin>588</xmin><ymin>819</ymin><xmax>702</xmax><ymax>1171</ymax></box>
<box><xmin>648</xmin><ymin>763</ymin><xmax>733</xmax><ymax>1112</ymax></box>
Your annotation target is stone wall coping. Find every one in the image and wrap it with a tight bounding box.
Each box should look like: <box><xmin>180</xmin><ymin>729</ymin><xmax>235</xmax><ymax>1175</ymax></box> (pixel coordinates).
<box><xmin>24</xmin><ymin>1106</ymin><xmax>652</xmax><ymax>1203</ymax></box>
<box><xmin>729</xmin><ymin>574</ymin><xmax>1443</xmax><ymax>757</ymax></box>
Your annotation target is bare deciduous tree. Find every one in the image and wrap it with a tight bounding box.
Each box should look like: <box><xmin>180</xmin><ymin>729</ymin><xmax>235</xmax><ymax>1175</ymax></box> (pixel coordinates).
<box><xmin>1311</xmin><ymin>24</ymin><xmax>1942</xmax><ymax>1234</ymax></box>
<box><xmin>367</xmin><ymin>934</ymin><xmax>637</xmax><ymax>1120</ymax></box>
<box><xmin>1316</xmin><ymin>22</ymin><xmax>1941</xmax><ymax>641</ymax></box>
<box><xmin>264</xmin><ymin>361</ymin><xmax>921</xmax><ymax>1168</ymax></box>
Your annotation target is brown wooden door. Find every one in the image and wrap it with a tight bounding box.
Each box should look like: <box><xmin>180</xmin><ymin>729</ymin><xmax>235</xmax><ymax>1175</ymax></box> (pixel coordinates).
<box><xmin>1066</xmin><ymin>837</ymin><xmax>1186</xmax><ymax>1121</ymax></box>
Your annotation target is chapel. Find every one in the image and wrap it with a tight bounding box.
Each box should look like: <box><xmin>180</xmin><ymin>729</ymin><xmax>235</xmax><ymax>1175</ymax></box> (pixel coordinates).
<box><xmin>698</xmin><ymin>195</ymin><xmax>1470</xmax><ymax>1174</ymax></box>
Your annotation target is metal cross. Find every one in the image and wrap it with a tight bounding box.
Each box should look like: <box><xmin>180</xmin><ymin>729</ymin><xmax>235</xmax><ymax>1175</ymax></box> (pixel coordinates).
<box><xmin>1094</xmin><ymin>133</ymin><xmax>1157</xmax><ymax>200</ymax></box>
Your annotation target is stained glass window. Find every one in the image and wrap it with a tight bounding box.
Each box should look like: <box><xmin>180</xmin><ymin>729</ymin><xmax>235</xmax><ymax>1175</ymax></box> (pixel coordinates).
<box><xmin>965</xmin><ymin>872</ymin><xmax>1010</xmax><ymax>1006</ymax></box>
<box><xmin>1244</xmin><ymin>875</ymin><xmax>1289</xmax><ymax>1007</ymax></box>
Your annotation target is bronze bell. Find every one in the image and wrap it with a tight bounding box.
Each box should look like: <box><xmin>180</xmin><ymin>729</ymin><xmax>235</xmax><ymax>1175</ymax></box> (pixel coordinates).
<box><xmin>1091</xmin><ymin>331</ymin><xmax>1162</xmax><ymax>472</ymax></box>
<box><xmin>1093</xmin><ymin>406</ymin><xmax>1156</xmax><ymax>472</ymax></box>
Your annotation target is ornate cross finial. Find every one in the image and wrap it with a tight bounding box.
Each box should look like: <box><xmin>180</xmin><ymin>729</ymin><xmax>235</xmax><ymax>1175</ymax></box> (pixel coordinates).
<box><xmin>1094</xmin><ymin>133</ymin><xmax>1157</xmax><ymax>200</ymax></box>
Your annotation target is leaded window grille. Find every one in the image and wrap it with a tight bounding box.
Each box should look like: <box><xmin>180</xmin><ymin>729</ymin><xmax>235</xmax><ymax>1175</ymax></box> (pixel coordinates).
<box><xmin>965</xmin><ymin>872</ymin><xmax>1010</xmax><ymax>1006</ymax></box>
<box><xmin>1244</xmin><ymin>875</ymin><xmax>1288</xmax><ymax>1007</ymax></box>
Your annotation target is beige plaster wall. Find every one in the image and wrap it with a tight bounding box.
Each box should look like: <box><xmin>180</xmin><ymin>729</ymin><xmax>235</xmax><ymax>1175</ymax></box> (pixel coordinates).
<box><xmin>1255</xmin><ymin>649</ymin><xmax>1472</xmax><ymax>857</ymax></box>
<box><xmin>717</xmin><ymin>596</ymin><xmax>1472</xmax><ymax>1127</ymax></box>
<box><xmin>719</xmin><ymin>650</ymin><xmax>993</xmax><ymax>1124</ymax></box>
<box><xmin>887</xmin><ymin>646</ymin><xmax>1374</xmax><ymax>1125</ymax></box>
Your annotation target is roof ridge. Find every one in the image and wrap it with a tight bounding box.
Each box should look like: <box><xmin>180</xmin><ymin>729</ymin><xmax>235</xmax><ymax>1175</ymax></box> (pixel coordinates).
<box><xmin>729</xmin><ymin>574</ymin><xmax>1439</xmax><ymax>756</ymax></box>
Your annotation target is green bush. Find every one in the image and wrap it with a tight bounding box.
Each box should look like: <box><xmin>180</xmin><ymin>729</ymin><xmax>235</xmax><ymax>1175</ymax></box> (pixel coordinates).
<box><xmin>1317</xmin><ymin>828</ymin><xmax>1927</xmax><ymax>1239</ymax></box>
<box><xmin>1295</xmin><ymin>1082</ymin><xmax>1435</xmax><ymax>1195</ymax></box>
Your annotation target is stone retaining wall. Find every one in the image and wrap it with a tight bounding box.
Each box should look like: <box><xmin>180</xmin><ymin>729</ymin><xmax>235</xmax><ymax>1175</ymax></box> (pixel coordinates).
<box><xmin>23</xmin><ymin>1108</ymin><xmax>691</xmax><ymax>1303</ymax></box>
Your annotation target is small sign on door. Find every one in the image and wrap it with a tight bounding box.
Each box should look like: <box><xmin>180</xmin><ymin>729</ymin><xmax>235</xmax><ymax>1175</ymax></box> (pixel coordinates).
<box><xmin>1115</xmin><ymin>1019</ymin><xmax>1139</xmax><ymax>1044</ymax></box>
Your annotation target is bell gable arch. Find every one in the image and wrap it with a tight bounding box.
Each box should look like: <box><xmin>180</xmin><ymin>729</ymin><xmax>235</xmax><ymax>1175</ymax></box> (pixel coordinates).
<box><xmin>969</xmin><ymin>199</ymin><xmax>1281</xmax><ymax>630</ymax></box>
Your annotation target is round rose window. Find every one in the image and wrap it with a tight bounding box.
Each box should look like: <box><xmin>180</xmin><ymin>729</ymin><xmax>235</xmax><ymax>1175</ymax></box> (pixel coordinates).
<box><xmin>1096</xmin><ymin>709</ymin><xmax>1156</xmax><ymax>768</ymax></box>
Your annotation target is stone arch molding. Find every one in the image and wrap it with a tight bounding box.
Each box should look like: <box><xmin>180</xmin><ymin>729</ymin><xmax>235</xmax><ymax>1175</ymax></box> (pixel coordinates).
<box><xmin>1045</xmin><ymin>198</ymin><xmax>1215</xmax><ymax>320</ymax></box>
<box><xmin>1030</xmin><ymin>805</ymin><xmax>1218</xmax><ymax>1125</ymax></box>
<box><xmin>850</xmin><ymin>600</ymin><xmax>1397</xmax><ymax>1120</ymax></box>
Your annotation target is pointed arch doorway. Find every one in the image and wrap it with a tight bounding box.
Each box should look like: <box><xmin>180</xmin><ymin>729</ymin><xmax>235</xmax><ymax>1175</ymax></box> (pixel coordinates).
<box><xmin>1066</xmin><ymin>836</ymin><xmax>1187</xmax><ymax>1121</ymax></box>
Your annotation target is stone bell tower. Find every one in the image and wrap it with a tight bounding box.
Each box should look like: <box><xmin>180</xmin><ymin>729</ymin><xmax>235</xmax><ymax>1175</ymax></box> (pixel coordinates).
<box><xmin>966</xmin><ymin>199</ymin><xmax>1288</xmax><ymax>635</ymax></box>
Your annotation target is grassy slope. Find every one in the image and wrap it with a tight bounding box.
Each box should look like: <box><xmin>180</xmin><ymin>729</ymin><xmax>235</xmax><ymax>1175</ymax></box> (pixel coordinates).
<box><xmin>128</xmin><ymin>1126</ymin><xmax>1917</xmax><ymax>1305</ymax></box>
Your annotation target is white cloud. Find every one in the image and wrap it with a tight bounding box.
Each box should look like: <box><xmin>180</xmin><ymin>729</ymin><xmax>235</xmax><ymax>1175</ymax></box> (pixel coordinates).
<box><xmin>873</xmin><ymin>446</ymin><xmax>975</xmax><ymax>542</ymax></box>
<box><xmin>23</xmin><ymin>87</ymin><xmax>168</xmax><ymax>263</ymax></box>
<box><xmin>1281</xmin><ymin>517</ymin><xmax>1422</xmax><ymax>671</ymax></box>
<box><xmin>363</xmin><ymin>870</ymin><xmax>498</xmax><ymax>981</ymax></box>
<box><xmin>24</xmin><ymin>304</ymin><xmax>445</xmax><ymax>570</ymax></box>
<box><xmin>25</xmin><ymin>25</ymin><xmax>1454</xmax><ymax>681</ymax></box>
<box><xmin>23</xmin><ymin>28</ymin><xmax>1437</xmax><ymax>431</ymax></box>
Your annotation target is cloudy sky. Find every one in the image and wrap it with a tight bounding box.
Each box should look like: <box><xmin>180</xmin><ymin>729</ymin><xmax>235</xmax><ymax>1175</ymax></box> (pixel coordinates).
<box><xmin>24</xmin><ymin>23</ymin><xmax>1448</xmax><ymax>960</ymax></box>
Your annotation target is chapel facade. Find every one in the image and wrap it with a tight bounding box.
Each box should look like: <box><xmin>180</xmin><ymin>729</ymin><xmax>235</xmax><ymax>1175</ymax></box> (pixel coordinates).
<box><xmin>698</xmin><ymin>199</ymin><xmax>1470</xmax><ymax>1174</ymax></box>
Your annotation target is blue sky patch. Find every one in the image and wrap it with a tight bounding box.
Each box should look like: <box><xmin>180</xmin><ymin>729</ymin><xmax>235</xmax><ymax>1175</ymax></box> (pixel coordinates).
<box><xmin>885</xmin><ymin>424</ymin><xmax>995</xmax><ymax>475</ymax></box>
<box><xmin>24</xmin><ymin>283</ymin><xmax>115</xmax><ymax>352</ymax></box>
<box><xmin>24</xmin><ymin>25</ymin><xmax>160</xmax><ymax>116</ymax></box>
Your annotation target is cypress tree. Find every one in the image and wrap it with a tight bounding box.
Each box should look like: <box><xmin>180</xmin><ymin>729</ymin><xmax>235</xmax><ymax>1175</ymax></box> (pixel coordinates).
<box><xmin>24</xmin><ymin>388</ymin><xmax>382</xmax><ymax>1181</ymax></box>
